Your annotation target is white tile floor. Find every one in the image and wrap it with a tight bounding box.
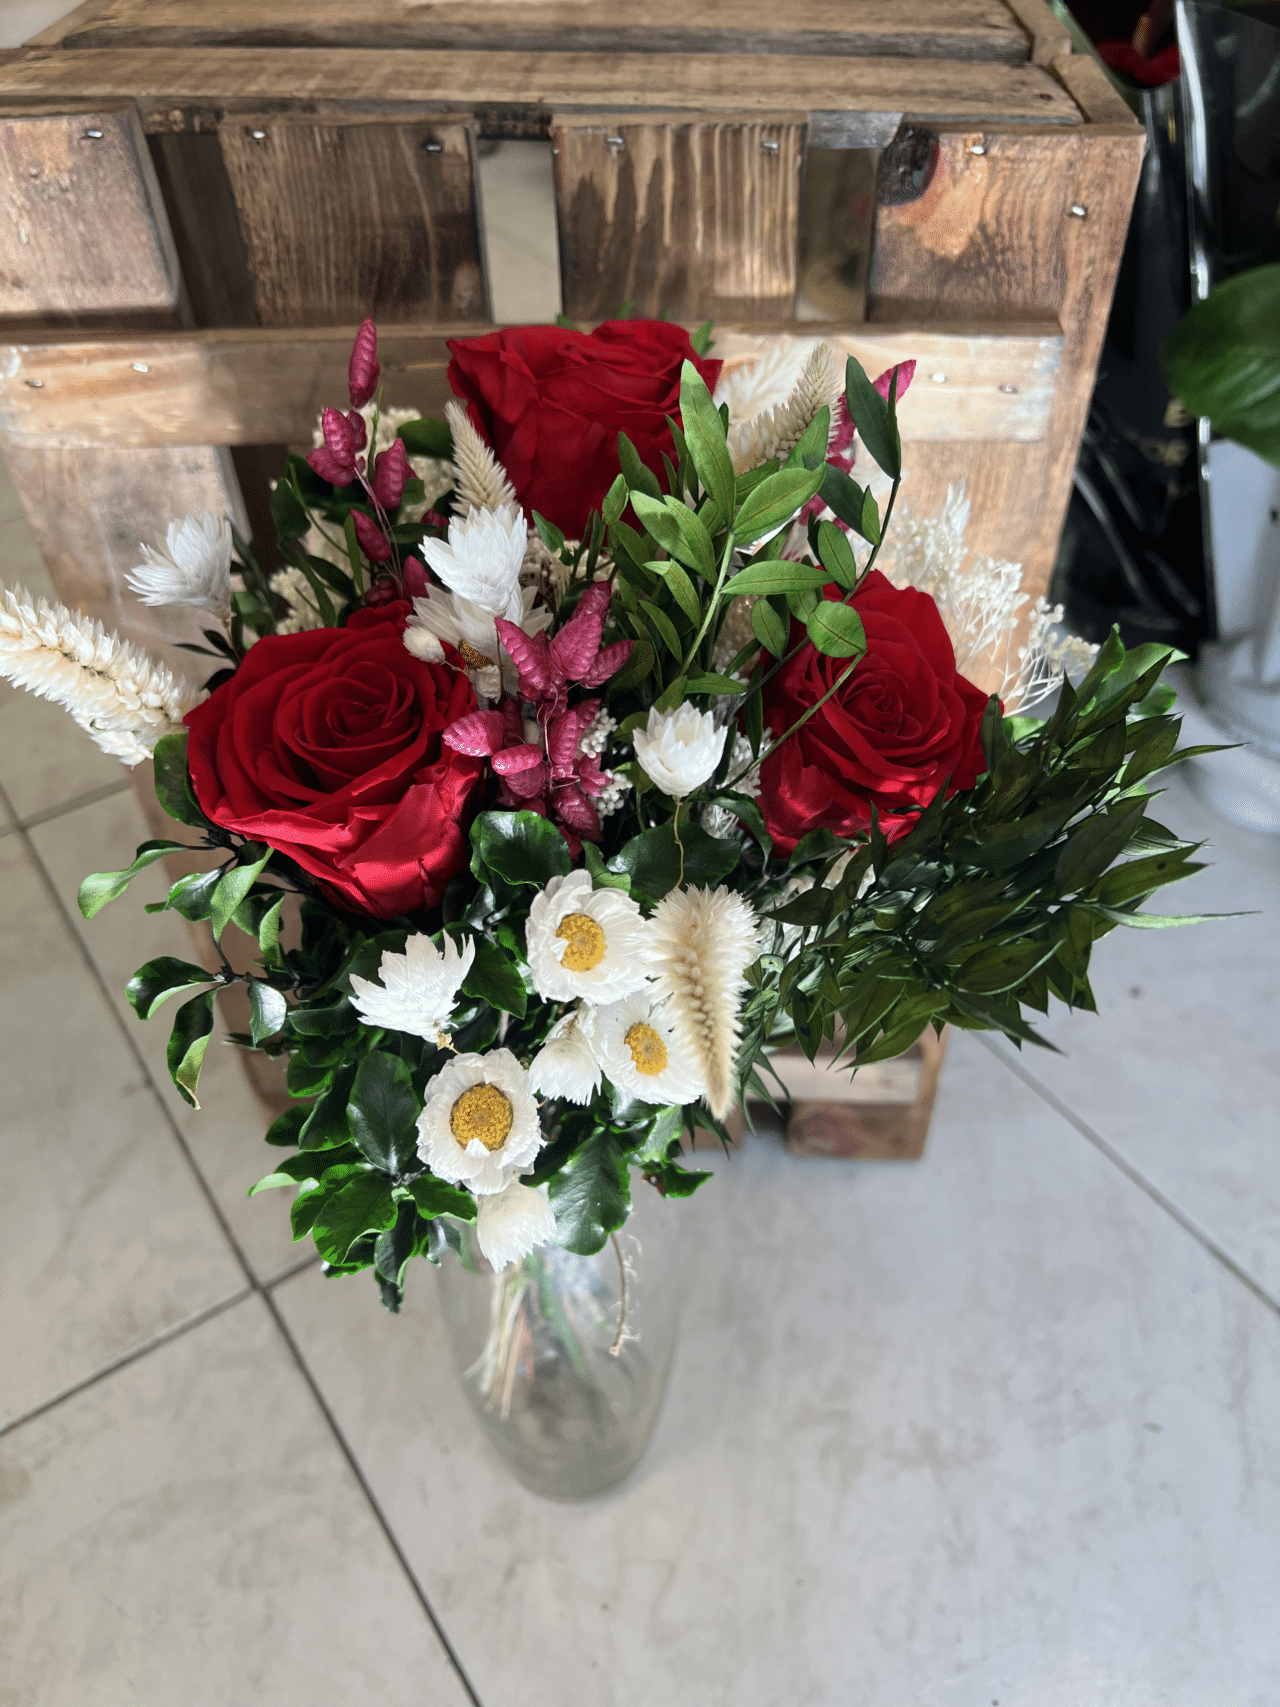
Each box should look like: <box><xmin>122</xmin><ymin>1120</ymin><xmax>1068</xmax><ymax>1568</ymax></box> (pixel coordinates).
<box><xmin>3</xmin><ymin>139</ymin><xmax>1280</xmax><ymax>1705</ymax></box>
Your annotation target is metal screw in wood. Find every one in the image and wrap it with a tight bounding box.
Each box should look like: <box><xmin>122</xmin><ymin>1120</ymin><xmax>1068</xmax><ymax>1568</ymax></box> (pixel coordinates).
<box><xmin>1069</xmin><ymin>204</ymin><xmax>1087</xmax><ymax>218</ymax></box>
<box><xmin>605</xmin><ymin>136</ymin><xmax>625</xmax><ymax>153</ymax></box>
<box><xmin>761</xmin><ymin>139</ymin><xmax>780</xmax><ymax>154</ymax></box>
<box><xmin>131</xmin><ymin>363</ymin><xmax>149</xmax><ymax>373</ymax></box>
<box><xmin>82</xmin><ymin>128</ymin><xmax>103</xmax><ymax>140</ymax></box>
<box><xmin>968</xmin><ymin>143</ymin><xmax>985</xmax><ymax>155</ymax></box>
<box><xmin>247</xmin><ymin>128</ymin><xmax>267</xmax><ymax>141</ymax></box>
<box><xmin>422</xmin><ymin>139</ymin><xmax>443</xmax><ymax>153</ymax></box>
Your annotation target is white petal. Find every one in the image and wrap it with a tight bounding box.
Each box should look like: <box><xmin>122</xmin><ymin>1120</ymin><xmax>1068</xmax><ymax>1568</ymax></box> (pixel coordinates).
<box><xmin>528</xmin><ymin>1010</ymin><xmax>601</xmax><ymax>1105</ymax></box>
<box><xmin>632</xmin><ymin>703</ymin><xmax>727</xmax><ymax>797</ymax></box>
<box><xmin>348</xmin><ymin>932</ymin><xmax>474</xmax><ymax>1042</ymax></box>
<box><xmin>475</xmin><ymin>1179</ymin><xmax>558</xmax><ymax>1270</ymax></box>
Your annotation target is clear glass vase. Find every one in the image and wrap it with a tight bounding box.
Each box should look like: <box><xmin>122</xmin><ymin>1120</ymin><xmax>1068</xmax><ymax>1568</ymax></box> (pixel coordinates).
<box><xmin>437</xmin><ymin>1182</ymin><xmax>686</xmax><ymax>1500</ymax></box>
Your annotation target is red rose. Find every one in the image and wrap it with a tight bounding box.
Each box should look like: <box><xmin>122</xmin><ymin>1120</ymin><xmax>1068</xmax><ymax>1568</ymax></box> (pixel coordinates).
<box><xmin>447</xmin><ymin>320</ymin><xmax>722</xmax><ymax>538</ymax></box>
<box><xmin>757</xmin><ymin>571</ymin><xmax>989</xmax><ymax>853</ymax></box>
<box><xmin>185</xmin><ymin>603</ymin><xmax>484</xmax><ymax>919</ymax></box>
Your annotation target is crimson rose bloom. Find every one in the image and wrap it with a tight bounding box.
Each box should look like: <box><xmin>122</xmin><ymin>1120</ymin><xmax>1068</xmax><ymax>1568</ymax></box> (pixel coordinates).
<box><xmin>447</xmin><ymin>320</ymin><xmax>722</xmax><ymax>538</ymax></box>
<box><xmin>185</xmin><ymin>603</ymin><xmax>483</xmax><ymax>919</ymax></box>
<box><xmin>758</xmin><ymin>571</ymin><xmax>989</xmax><ymax>853</ymax></box>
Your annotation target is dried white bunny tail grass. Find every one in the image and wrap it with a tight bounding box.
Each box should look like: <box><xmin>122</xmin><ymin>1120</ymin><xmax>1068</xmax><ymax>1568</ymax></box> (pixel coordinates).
<box><xmin>648</xmin><ymin>886</ymin><xmax>761</xmax><ymax>1120</ymax></box>
<box><xmin>883</xmin><ymin>482</ymin><xmax>1097</xmax><ymax>713</ymax></box>
<box><xmin>726</xmin><ymin>342</ymin><xmax>841</xmax><ymax>475</ymax></box>
<box><xmin>445</xmin><ymin>398</ymin><xmax>518</xmax><ymax>514</ymax></box>
<box><xmin>0</xmin><ymin>584</ymin><xmax>201</xmax><ymax>766</ymax></box>
<box><xmin>714</xmin><ymin>339</ymin><xmax>816</xmax><ymax>424</ymax></box>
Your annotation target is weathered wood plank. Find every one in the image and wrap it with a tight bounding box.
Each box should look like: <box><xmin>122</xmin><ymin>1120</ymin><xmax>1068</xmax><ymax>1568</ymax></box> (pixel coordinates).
<box><xmin>0</xmin><ymin>49</ymin><xmax>1086</xmax><ymax>132</ymax></box>
<box><xmin>1052</xmin><ymin>51</ymin><xmax>1140</xmax><ymax>129</ymax></box>
<box><xmin>554</xmin><ymin>120</ymin><xmax>804</xmax><ymax>323</ymax></box>
<box><xmin>1000</xmin><ymin>0</ymin><xmax>1073</xmax><ymax>67</ymax></box>
<box><xmin>0</xmin><ymin>321</ymin><xmax>1063</xmax><ymax>449</ymax></box>
<box><xmin>0</xmin><ymin>106</ymin><xmax>180</xmax><ymax>319</ymax></box>
<box><xmin>146</xmin><ymin>130</ymin><xmax>258</xmax><ymax>327</ymax></box>
<box><xmin>29</xmin><ymin>0</ymin><xmax>1037</xmax><ymax>63</ymax></box>
<box><xmin>869</xmin><ymin>127</ymin><xmax>1145</xmax><ymax>605</ymax></box>
<box><xmin>217</xmin><ymin>114</ymin><xmax>488</xmax><ymax>326</ymax></box>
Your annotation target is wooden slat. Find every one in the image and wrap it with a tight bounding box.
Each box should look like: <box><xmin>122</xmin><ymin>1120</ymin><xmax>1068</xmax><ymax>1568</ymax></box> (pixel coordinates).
<box><xmin>217</xmin><ymin>114</ymin><xmax>488</xmax><ymax>326</ymax></box>
<box><xmin>0</xmin><ymin>321</ymin><xmax>1064</xmax><ymax>448</ymax></box>
<box><xmin>0</xmin><ymin>106</ymin><xmax>179</xmax><ymax>318</ymax></box>
<box><xmin>29</xmin><ymin>0</ymin><xmax>1038</xmax><ymax>63</ymax></box>
<box><xmin>0</xmin><ymin>49</ymin><xmax>1086</xmax><ymax>135</ymax></box>
<box><xmin>1000</xmin><ymin>0</ymin><xmax>1073</xmax><ymax>67</ymax></box>
<box><xmin>554</xmin><ymin>120</ymin><xmax>804</xmax><ymax>323</ymax></box>
<box><xmin>1052</xmin><ymin>52</ymin><xmax>1139</xmax><ymax>129</ymax></box>
<box><xmin>869</xmin><ymin>127</ymin><xmax>1145</xmax><ymax>607</ymax></box>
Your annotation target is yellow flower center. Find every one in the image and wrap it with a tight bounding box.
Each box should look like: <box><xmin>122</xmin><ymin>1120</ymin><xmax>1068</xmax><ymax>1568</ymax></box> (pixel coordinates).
<box><xmin>625</xmin><ymin>1022</ymin><xmax>668</xmax><ymax>1077</ymax></box>
<box><xmin>458</xmin><ymin>640</ymin><xmax>494</xmax><ymax>669</ymax></box>
<box><xmin>556</xmin><ymin>911</ymin><xmax>607</xmax><ymax>972</ymax></box>
<box><xmin>450</xmin><ymin>1083</ymin><xmax>513</xmax><ymax>1152</ymax></box>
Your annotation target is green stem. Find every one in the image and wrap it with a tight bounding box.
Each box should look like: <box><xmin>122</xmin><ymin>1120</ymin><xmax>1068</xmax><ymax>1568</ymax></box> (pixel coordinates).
<box><xmin>672</xmin><ymin>796</ymin><xmax>685</xmax><ymax>886</ymax></box>
<box><xmin>723</xmin><ymin>655</ymin><xmax>861</xmax><ymax>792</ymax></box>
<box><xmin>680</xmin><ymin>530</ymin><xmax>736</xmax><ymax>673</ymax></box>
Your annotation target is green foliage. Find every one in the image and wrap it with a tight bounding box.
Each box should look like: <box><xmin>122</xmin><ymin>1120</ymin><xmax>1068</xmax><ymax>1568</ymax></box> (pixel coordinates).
<box><xmin>1162</xmin><ymin>263</ymin><xmax>1280</xmax><ymax>467</ymax></box>
<box><xmin>471</xmin><ymin>810</ymin><xmax>571</xmax><ymax>892</ymax></box>
<box><xmin>346</xmin><ymin>1050</ymin><xmax>421</xmax><ymax>1174</ymax></box>
<box><xmin>167</xmin><ymin>989</ymin><xmax>216</xmax><ymax>1108</ymax></box>
<box><xmin>843</xmin><ymin>356</ymin><xmax>902</xmax><ymax>479</ymax></box>
<box><xmin>396</xmin><ymin>416</ymin><xmax>453</xmax><ymax>458</ymax></box>
<box><xmin>547</xmin><ymin>1129</ymin><xmax>632</xmax><ymax>1255</ymax></box>
<box><xmin>152</xmin><ymin>732</ymin><xmax>211</xmax><ymax>829</ymax></box>
<box><xmin>608</xmin><ymin>821</ymin><xmax>739</xmax><ymax>902</ymax></box>
<box><xmin>78</xmin><ymin>840</ymin><xmax>187</xmax><ymax>919</ymax></box>
<box><xmin>126</xmin><ymin>956</ymin><xmax>212</xmax><ymax>1019</ymax></box>
<box><xmin>805</xmin><ymin>601</ymin><xmax>867</xmax><ymax>660</ymax></box>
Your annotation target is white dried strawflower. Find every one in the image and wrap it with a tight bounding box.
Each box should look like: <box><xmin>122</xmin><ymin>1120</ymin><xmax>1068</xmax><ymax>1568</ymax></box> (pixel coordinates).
<box><xmin>632</xmin><ymin>704</ymin><xmax>727</xmax><ymax>798</ymax></box>
<box><xmin>421</xmin><ymin>504</ymin><xmax>527</xmax><ymax>616</ymax></box>
<box><xmin>125</xmin><ymin>510</ymin><xmax>233</xmax><ymax>622</ymax></box>
<box><xmin>416</xmin><ymin>1049</ymin><xmax>543</xmax><ymax>1197</ymax></box>
<box><xmin>0</xmin><ymin>583</ymin><xmax>200</xmax><ymax>766</ymax></box>
<box><xmin>445</xmin><ymin>398</ymin><xmax>518</xmax><ymax>514</ymax></box>
<box><xmin>348</xmin><ymin>932</ymin><xmax>475</xmax><ymax>1046</ymax></box>
<box><xmin>405</xmin><ymin>580</ymin><xmax>551</xmax><ymax>701</ymax></box>
<box><xmin>527</xmin><ymin>1008</ymin><xmax>601</xmax><ymax>1106</ymax></box>
<box><xmin>726</xmin><ymin>342</ymin><xmax>841</xmax><ymax>475</ymax></box>
<box><xmin>883</xmin><ymin>482</ymin><xmax>1097</xmax><ymax>713</ymax></box>
<box><xmin>475</xmin><ymin>1178</ymin><xmax>558</xmax><ymax>1270</ymax></box>
<box><xmin>525</xmin><ymin>870</ymin><xmax>652</xmax><ymax>1004</ymax></box>
<box><xmin>582</xmin><ymin>992</ymin><xmax>706</xmax><ymax>1107</ymax></box>
<box><xmin>647</xmin><ymin>885</ymin><xmax>761</xmax><ymax>1120</ymax></box>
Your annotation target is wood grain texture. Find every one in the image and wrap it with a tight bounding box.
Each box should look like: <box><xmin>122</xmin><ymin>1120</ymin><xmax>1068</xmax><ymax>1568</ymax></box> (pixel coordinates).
<box><xmin>0</xmin><ymin>106</ymin><xmax>179</xmax><ymax>319</ymax></box>
<box><xmin>0</xmin><ymin>321</ymin><xmax>1063</xmax><ymax>449</ymax></box>
<box><xmin>1052</xmin><ymin>52</ymin><xmax>1140</xmax><ymax>128</ymax></box>
<box><xmin>869</xmin><ymin>128</ymin><xmax>1145</xmax><ymax>606</ymax></box>
<box><xmin>0</xmin><ymin>440</ymin><xmax>247</xmax><ymax>680</ymax></box>
<box><xmin>146</xmin><ymin>130</ymin><xmax>258</xmax><ymax>327</ymax></box>
<box><xmin>784</xmin><ymin>1029</ymin><xmax>949</xmax><ymax>1160</ymax></box>
<box><xmin>31</xmin><ymin>0</ymin><xmax>1036</xmax><ymax>62</ymax></box>
<box><xmin>1000</xmin><ymin>0</ymin><xmax>1073</xmax><ymax>67</ymax></box>
<box><xmin>0</xmin><ymin>49</ymin><xmax>1085</xmax><ymax>130</ymax></box>
<box><xmin>555</xmin><ymin>121</ymin><xmax>803</xmax><ymax>322</ymax></box>
<box><xmin>217</xmin><ymin>114</ymin><xmax>487</xmax><ymax>327</ymax></box>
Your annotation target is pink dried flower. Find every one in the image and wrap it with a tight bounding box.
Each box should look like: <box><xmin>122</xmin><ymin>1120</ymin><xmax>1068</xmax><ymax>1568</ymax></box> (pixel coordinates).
<box><xmin>370</xmin><ymin>438</ymin><xmax>408</xmax><ymax>510</ymax></box>
<box><xmin>352</xmin><ymin>509</ymin><xmax>393</xmax><ymax>565</ymax></box>
<box><xmin>364</xmin><ymin>577</ymin><xmax>400</xmax><ymax>608</ymax></box>
<box><xmin>402</xmin><ymin>555</ymin><xmax>430</xmax><ymax>601</ymax></box>
<box><xmin>494</xmin><ymin>583</ymin><xmax>632</xmax><ymax>715</ymax></box>
<box><xmin>348</xmin><ymin>318</ymin><xmax>381</xmax><ymax>410</ymax></box>
<box><xmin>307</xmin><ymin>406</ymin><xmax>360</xmax><ymax>488</ymax></box>
<box><xmin>442</xmin><ymin>708</ymin><xmax>505</xmax><ymax>757</ymax></box>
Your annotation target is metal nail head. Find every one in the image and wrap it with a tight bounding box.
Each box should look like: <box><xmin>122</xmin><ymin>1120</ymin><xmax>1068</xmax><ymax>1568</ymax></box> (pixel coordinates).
<box><xmin>930</xmin><ymin>372</ymin><xmax>946</xmax><ymax>384</ymax></box>
<box><xmin>82</xmin><ymin>128</ymin><xmax>104</xmax><ymax>140</ymax></box>
<box><xmin>968</xmin><ymin>143</ymin><xmax>985</xmax><ymax>155</ymax></box>
<box><xmin>247</xmin><ymin>128</ymin><xmax>267</xmax><ymax>141</ymax></box>
<box><xmin>25</xmin><ymin>378</ymin><xmax>43</xmax><ymax>389</ymax></box>
<box><xmin>1069</xmin><ymin>204</ymin><xmax>1087</xmax><ymax>219</ymax></box>
<box><xmin>422</xmin><ymin>139</ymin><xmax>443</xmax><ymax>153</ymax></box>
<box><xmin>761</xmin><ymin>138</ymin><xmax>780</xmax><ymax>154</ymax></box>
<box><xmin>605</xmin><ymin>135</ymin><xmax>625</xmax><ymax>152</ymax></box>
<box><xmin>1000</xmin><ymin>384</ymin><xmax>1018</xmax><ymax>394</ymax></box>
<box><xmin>131</xmin><ymin>362</ymin><xmax>149</xmax><ymax>373</ymax></box>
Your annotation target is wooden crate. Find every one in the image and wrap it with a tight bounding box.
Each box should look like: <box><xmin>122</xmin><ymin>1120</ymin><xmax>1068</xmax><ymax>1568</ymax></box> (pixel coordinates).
<box><xmin>0</xmin><ymin>1</ymin><xmax>1145</xmax><ymax>1152</ymax></box>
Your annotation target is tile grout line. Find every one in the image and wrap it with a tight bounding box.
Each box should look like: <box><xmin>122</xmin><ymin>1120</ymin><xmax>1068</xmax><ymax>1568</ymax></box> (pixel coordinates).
<box><xmin>976</xmin><ymin>1033</ymin><xmax>1280</xmax><ymax>1321</ymax></box>
<box><xmin>16</xmin><ymin>775</ymin><xmax>133</xmax><ymax>830</ymax></box>
<box><xmin>0</xmin><ymin>1286</ymin><xmax>253</xmax><ymax>1440</ymax></box>
<box><xmin>0</xmin><ymin>778</ymin><xmax>488</xmax><ymax>1707</ymax></box>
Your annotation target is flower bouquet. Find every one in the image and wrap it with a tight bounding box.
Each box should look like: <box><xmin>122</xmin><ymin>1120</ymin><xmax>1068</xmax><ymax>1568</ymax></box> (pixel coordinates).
<box><xmin>0</xmin><ymin>316</ymin><xmax>1216</xmax><ymax>1318</ymax></box>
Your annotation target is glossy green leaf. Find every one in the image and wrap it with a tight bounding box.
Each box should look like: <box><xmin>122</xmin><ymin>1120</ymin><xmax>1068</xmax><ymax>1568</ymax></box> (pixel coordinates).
<box><xmin>152</xmin><ymin>732</ymin><xmax>210</xmax><ymax>828</ymax></box>
<box><xmin>629</xmin><ymin>491</ymin><xmax>717</xmax><ymax>580</ymax></box>
<box><xmin>1162</xmin><ymin>263</ymin><xmax>1280</xmax><ymax>467</ymax></box>
<box><xmin>407</xmin><ymin>1174</ymin><xmax>478</xmax><ymax>1222</ymax></box>
<box><xmin>298</xmin><ymin>1060</ymin><xmax>359</xmax><ymax>1150</ymax></box>
<box><xmin>346</xmin><ymin>1050</ymin><xmax>421</xmax><ymax>1174</ymax></box>
<box><xmin>608</xmin><ymin>821</ymin><xmax>739</xmax><ymax>900</ymax></box>
<box><xmin>751</xmin><ymin>595</ymin><xmax>789</xmax><ymax>658</ymax></box>
<box><xmin>602</xmin><ymin>472</ymin><xmax>629</xmax><ymax>526</ymax></box>
<box><xmin>816</xmin><ymin>520</ymin><xmax>857</xmax><ymax>589</ymax></box>
<box><xmin>77</xmin><ymin>840</ymin><xmax>186</xmax><ymax>919</ymax></box>
<box><xmin>1054</xmin><ymin>799</ymin><xmax>1147</xmax><ymax>895</ymax></box>
<box><xmin>397</xmin><ymin>416</ymin><xmax>453</xmax><ymax>458</ymax></box>
<box><xmin>167</xmin><ymin>989</ymin><xmax>216</xmax><ymax>1109</ymax></box>
<box><xmin>126</xmin><ymin>955</ymin><xmax>212</xmax><ymax>1020</ymax></box>
<box><xmin>249</xmin><ymin>981</ymin><xmax>288</xmax><ymax>1045</ymax></box>
<box><xmin>723</xmin><ymin>560</ymin><xmax>829</xmax><ymax>598</ymax></box>
<box><xmin>460</xmin><ymin>937</ymin><xmax>527</xmax><ymax>1018</ymax></box>
<box><xmin>732</xmin><ymin>466</ymin><xmax>825</xmax><ymax>544</ymax></box>
<box><xmin>209</xmin><ymin>843</ymin><xmax>271</xmax><ymax>940</ymax></box>
<box><xmin>679</xmin><ymin>359</ymin><xmax>736</xmax><ymax>523</ymax></box>
<box><xmin>312</xmin><ymin>1172</ymin><xmax>398</xmax><ymax>1266</ymax></box>
<box><xmin>844</xmin><ymin>355</ymin><xmax>901</xmax><ymax>479</ymax></box>
<box><xmin>269</xmin><ymin>474</ymin><xmax>309</xmax><ymax>540</ymax></box>
<box><xmin>155</xmin><ymin>864</ymin><xmax>225</xmax><ymax>923</ymax></box>
<box><xmin>471</xmin><ymin>810</ymin><xmax>571</xmax><ymax>890</ymax></box>
<box><xmin>547</xmin><ymin>1130</ymin><xmax>631</xmax><ymax>1256</ymax></box>
<box><xmin>805</xmin><ymin>600</ymin><xmax>867</xmax><ymax>660</ymax></box>
<box><xmin>617</xmin><ymin>431</ymin><xmax>663</xmax><ymax>500</ymax></box>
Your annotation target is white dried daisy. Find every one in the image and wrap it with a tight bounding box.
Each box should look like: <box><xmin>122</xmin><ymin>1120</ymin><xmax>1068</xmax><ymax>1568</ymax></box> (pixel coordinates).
<box><xmin>348</xmin><ymin>932</ymin><xmax>474</xmax><ymax>1045</ymax></box>
<box><xmin>125</xmin><ymin>510</ymin><xmax>232</xmax><ymax>621</ymax></box>
<box><xmin>648</xmin><ymin>885</ymin><xmax>762</xmax><ymax>1119</ymax></box>
<box><xmin>528</xmin><ymin>1008</ymin><xmax>601</xmax><ymax>1106</ymax></box>
<box><xmin>421</xmin><ymin>503</ymin><xmax>527</xmax><ymax>616</ymax></box>
<box><xmin>404</xmin><ymin>579</ymin><xmax>551</xmax><ymax>700</ymax></box>
<box><xmin>525</xmin><ymin>870</ymin><xmax>652</xmax><ymax>1004</ymax></box>
<box><xmin>582</xmin><ymin>992</ymin><xmax>706</xmax><ymax>1107</ymax></box>
<box><xmin>632</xmin><ymin>703</ymin><xmax>727</xmax><ymax>798</ymax></box>
<box><xmin>416</xmin><ymin>1049</ymin><xmax>543</xmax><ymax>1197</ymax></box>
<box><xmin>475</xmin><ymin>1178</ymin><xmax>559</xmax><ymax>1270</ymax></box>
